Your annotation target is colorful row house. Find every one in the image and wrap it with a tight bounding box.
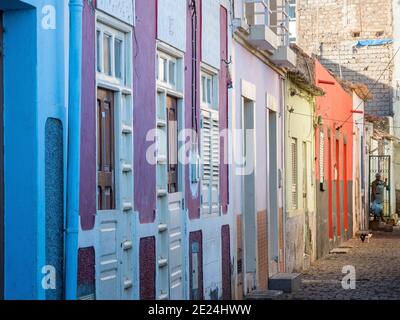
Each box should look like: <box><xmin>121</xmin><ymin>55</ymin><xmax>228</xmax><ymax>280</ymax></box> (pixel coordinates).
<box><xmin>314</xmin><ymin>61</ymin><xmax>355</xmax><ymax>258</ymax></box>
<box><xmin>76</xmin><ymin>0</ymin><xmax>233</xmax><ymax>300</ymax></box>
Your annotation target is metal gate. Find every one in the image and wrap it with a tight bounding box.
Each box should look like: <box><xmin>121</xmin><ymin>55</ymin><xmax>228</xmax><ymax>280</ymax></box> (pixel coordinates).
<box><xmin>369</xmin><ymin>155</ymin><xmax>391</xmax><ymax>218</ymax></box>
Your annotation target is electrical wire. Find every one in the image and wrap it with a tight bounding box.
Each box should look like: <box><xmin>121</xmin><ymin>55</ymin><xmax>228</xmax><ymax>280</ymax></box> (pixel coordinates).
<box><xmin>288</xmin><ymin>109</ymin><xmax>400</xmax><ymax>130</ymax></box>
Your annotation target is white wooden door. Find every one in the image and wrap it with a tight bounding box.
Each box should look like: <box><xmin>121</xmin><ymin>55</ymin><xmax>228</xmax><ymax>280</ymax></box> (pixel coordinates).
<box><xmin>168</xmin><ymin>192</ymin><xmax>184</xmax><ymax>300</ymax></box>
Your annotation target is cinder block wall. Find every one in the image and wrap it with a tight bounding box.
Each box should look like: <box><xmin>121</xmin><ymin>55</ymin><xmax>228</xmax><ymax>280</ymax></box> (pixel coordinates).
<box><xmin>297</xmin><ymin>0</ymin><xmax>394</xmax><ymax>116</ymax></box>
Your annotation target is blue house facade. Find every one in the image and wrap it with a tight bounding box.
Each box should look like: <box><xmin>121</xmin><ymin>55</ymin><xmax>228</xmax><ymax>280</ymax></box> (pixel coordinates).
<box><xmin>1</xmin><ymin>0</ymin><xmax>69</xmax><ymax>299</ymax></box>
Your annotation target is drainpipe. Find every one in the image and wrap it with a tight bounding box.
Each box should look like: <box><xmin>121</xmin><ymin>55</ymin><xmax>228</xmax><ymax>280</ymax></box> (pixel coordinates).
<box><xmin>65</xmin><ymin>0</ymin><xmax>83</xmax><ymax>300</ymax></box>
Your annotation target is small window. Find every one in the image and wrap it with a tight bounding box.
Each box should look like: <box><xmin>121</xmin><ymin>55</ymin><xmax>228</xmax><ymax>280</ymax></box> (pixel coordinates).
<box><xmin>103</xmin><ymin>33</ymin><xmax>112</xmax><ymax>76</ymax></box>
<box><xmin>114</xmin><ymin>38</ymin><xmax>123</xmax><ymax>79</ymax></box>
<box><xmin>157</xmin><ymin>52</ymin><xmax>178</xmax><ymax>89</ymax></box>
<box><xmin>201</xmin><ymin>71</ymin><xmax>217</xmax><ymax>110</ymax></box>
<box><xmin>96</xmin><ymin>21</ymin><xmax>128</xmax><ymax>84</ymax></box>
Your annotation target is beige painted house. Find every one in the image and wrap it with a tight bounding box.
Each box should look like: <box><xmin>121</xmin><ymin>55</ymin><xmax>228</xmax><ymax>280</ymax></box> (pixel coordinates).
<box><xmin>284</xmin><ymin>45</ymin><xmax>324</xmax><ymax>272</ymax></box>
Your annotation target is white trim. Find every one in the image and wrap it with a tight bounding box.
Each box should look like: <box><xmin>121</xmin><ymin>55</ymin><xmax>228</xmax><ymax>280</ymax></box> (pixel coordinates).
<box><xmin>241</xmin><ymin>79</ymin><xmax>256</xmax><ymax>101</ymax></box>
<box><xmin>156</xmin><ymin>43</ymin><xmax>185</xmax><ymax>94</ymax></box>
<box><xmin>266</xmin><ymin>92</ymin><xmax>278</xmax><ymax>112</ymax></box>
<box><xmin>97</xmin><ymin>10</ymin><xmax>133</xmax><ymax>33</ymax></box>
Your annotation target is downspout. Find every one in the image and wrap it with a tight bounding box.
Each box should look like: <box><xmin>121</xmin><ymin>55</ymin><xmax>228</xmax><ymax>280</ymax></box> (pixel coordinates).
<box><xmin>65</xmin><ymin>0</ymin><xmax>83</xmax><ymax>300</ymax></box>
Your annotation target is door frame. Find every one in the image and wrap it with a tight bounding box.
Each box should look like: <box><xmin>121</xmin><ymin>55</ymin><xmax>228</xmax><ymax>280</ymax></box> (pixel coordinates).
<box><xmin>267</xmin><ymin>109</ymin><xmax>279</xmax><ymax>276</ymax></box>
<box><xmin>241</xmin><ymin>96</ymin><xmax>257</xmax><ymax>294</ymax></box>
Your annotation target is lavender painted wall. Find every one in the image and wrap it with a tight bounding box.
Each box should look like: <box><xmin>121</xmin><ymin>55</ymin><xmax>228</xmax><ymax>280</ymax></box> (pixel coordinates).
<box><xmin>134</xmin><ymin>0</ymin><xmax>157</xmax><ymax>224</ymax></box>
<box><xmin>80</xmin><ymin>0</ymin><xmax>96</xmax><ymax>231</ymax></box>
<box><xmin>140</xmin><ymin>237</ymin><xmax>156</xmax><ymax>300</ymax></box>
<box><xmin>185</xmin><ymin>0</ymin><xmax>202</xmax><ymax>220</ymax></box>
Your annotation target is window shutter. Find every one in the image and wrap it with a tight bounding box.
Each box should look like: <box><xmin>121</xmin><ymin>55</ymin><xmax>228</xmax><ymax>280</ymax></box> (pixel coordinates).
<box><xmin>210</xmin><ymin>111</ymin><xmax>220</xmax><ymax>214</ymax></box>
<box><xmin>201</xmin><ymin>109</ymin><xmax>220</xmax><ymax>214</ymax></box>
<box><xmin>201</xmin><ymin>110</ymin><xmax>212</xmax><ymax>213</ymax></box>
<box><xmin>291</xmin><ymin>138</ymin><xmax>298</xmax><ymax>209</ymax></box>
<box><xmin>319</xmin><ymin>131</ymin><xmax>325</xmax><ymax>184</ymax></box>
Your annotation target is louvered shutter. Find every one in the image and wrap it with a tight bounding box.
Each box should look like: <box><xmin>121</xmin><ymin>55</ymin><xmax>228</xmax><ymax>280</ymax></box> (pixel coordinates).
<box><xmin>201</xmin><ymin>109</ymin><xmax>220</xmax><ymax>214</ymax></box>
<box><xmin>210</xmin><ymin>111</ymin><xmax>220</xmax><ymax>214</ymax></box>
<box><xmin>201</xmin><ymin>110</ymin><xmax>212</xmax><ymax>214</ymax></box>
<box><xmin>319</xmin><ymin>130</ymin><xmax>325</xmax><ymax>184</ymax></box>
<box><xmin>291</xmin><ymin>138</ymin><xmax>298</xmax><ymax>209</ymax></box>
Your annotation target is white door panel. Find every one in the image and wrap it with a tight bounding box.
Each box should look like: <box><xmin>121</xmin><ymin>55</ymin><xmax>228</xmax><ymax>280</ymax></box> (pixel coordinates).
<box><xmin>168</xmin><ymin>192</ymin><xmax>184</xmax><ymax>300</ymax></box>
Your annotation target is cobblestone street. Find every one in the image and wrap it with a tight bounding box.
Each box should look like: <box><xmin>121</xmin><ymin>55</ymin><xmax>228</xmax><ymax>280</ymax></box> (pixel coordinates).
<box><xmin>276</xmin><ymin>228</ymin><xmax>400</xmax><ymax>300</ymax></box>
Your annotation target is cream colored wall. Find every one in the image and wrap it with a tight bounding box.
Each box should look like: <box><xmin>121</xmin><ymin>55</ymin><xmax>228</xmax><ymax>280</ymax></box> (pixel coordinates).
<box><xmin>284</xmin><ymin>79</ymin><xmax>317</xmax><ymax>271</ymax></box>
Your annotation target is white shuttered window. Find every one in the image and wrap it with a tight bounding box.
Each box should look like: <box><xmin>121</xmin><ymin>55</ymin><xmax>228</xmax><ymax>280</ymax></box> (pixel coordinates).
<box><xmin>200</xmin><ymin>70</ymin><xmax>220</xmax><ymax>215</ymax></box>
<box><xmin>291</xmin><ymin>138</ymin><xmax>298</xmax><ymax>210</ymax></box>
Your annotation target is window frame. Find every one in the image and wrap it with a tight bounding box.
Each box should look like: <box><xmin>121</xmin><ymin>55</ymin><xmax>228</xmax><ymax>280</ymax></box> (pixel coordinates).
<box><xmin>156</xmin><ymin>43</ymin><xmax>184</xmax><ymax>94</ymax></box>
<box><xmin>200</xmin><ymin>64</ymin><xmax>220</xmax><ymax>216</ymax></box>
<box><xmin>200</xmin><ymin>64</ymin><xmax>219</xmax><ymax>111</ymax></box>
<box><xmin>95</xmin><ymin>12</ymin><xmax>134</xmax><ymax>213</ymax></box>
<box><xmin>96</xmin><ymin>13</ymin><xmax>132</xmax><ymax>88</ymax></box>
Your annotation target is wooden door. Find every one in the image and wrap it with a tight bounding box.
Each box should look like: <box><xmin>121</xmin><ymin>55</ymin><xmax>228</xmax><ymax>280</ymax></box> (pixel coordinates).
<box><xmin>167</xmin><ymin>96</ymin><xmax>178</xmax><ymax>194</ymax></box>
<box><xmin>97</xmin><ymin>88</ymin><xmax>115</xmax><ymax>211</ymax></box>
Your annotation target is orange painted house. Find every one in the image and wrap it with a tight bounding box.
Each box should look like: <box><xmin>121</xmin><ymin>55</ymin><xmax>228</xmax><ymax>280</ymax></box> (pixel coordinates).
<box><xmin>314</xmin><ymin>60</ymin><xmax>354</xmax><ymax>258</ymax></box>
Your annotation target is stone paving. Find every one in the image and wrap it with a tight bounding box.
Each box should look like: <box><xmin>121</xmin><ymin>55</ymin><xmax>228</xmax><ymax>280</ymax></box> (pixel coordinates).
<box><xmin>276</xmin><ymin>227</ymin><xmax>400</xmax><ymax>300</ymax></box>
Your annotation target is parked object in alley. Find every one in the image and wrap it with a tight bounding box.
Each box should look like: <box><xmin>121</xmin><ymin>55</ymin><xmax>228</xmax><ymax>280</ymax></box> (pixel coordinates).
<box><xmin>268</xmin><ymin>273</ymin><xmax>302</xmax><ymax>293</ymax></box>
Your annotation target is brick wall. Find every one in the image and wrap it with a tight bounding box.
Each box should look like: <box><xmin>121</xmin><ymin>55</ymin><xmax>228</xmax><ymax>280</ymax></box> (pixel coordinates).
<box><xmin>297</xmin><ymin>0</ymin><xmax>394</xmax><ymax>116</ymax></box>
<box><xmin>257</xmin><ymin>210</ymin><xmax>268</xmax><ymax>290</ymax></box>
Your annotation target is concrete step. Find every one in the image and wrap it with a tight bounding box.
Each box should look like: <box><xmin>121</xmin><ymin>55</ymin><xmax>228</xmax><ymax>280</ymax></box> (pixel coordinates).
<box><xmin>245</xmin><ymin>290</ymin><xmax>283</xmax><ymax>300</ymax></box>
<box><xmin>330</xmin><ymin>248</ymin><xmax>351</xmax><ymax>254</ymax></box>
<box><xmin>268</xmin><ymin>273</ymin><xmax>302</xmax><ymax>293</ymax></box>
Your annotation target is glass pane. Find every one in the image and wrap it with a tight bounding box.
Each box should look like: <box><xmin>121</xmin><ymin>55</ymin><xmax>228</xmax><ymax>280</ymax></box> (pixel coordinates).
<box><xmin>163</xmin><ymin>58</ymin><xmax>168</xmax><ymax>82</ymax></box>
<box><xmin>289</xmin><ymin>6</ymin><xmax>296</xmax><ymax>20</ymax></box>
<box><xmin>169</xmin><ymin>60</ymin><xmax>176</xmax><ymax>86</ymax></box>
<box><xmin>158</xmin><ymin>56</ymin><xmax>164</xmax><ymax>81</ymax></box>
<box><xmin>114</xmin><ymin>38</ymin><xmax>123</xmax><ymax>79</ymax></box>
<box><xmin>156</xmin><ymin>55</ymin><xmax>159</xmax><ymax>80</ymax></box>
<box><xmin>96</xmin><ymin>30</ymin><xmax>101</xmax><ymax>72</ymax></box>
<box><xmin>103</xmin><ymin>34</ymin><xmax>112</xmax><ymax>76</ymax></box>
<box><xmin>207</xmin><ymin>78</ymin><xmax>212</xmax><ymax>104</ymax></box>
<box><xmin>202</xmin><ymin>76</ymin><xmax>206</xmax><ymax>103</ymax></box>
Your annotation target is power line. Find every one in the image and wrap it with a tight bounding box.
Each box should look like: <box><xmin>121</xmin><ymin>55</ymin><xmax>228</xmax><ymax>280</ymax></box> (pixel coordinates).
<box><xmin>336</xmin><ymin>45</ymin><xmax>400</xmax><ymax>130</ymax></box>
<box><xmin>289</xmin><ymin>110</ymin><xmax>400</xmax><ymax>130</ymax></box>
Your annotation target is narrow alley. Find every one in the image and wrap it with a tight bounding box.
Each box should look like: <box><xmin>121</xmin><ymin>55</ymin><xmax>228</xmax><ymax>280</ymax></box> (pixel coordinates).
<box><xmin>276</xmin><ymin>229</ymin><xmax>400</xmax><ymax>300</ymax></box>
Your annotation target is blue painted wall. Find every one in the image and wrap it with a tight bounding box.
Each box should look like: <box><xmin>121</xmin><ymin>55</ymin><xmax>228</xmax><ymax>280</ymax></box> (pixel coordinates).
<box><xmin>2</xmin><ymin>0</ymin><xmax>67</xmax><ymax>299</ymax></box>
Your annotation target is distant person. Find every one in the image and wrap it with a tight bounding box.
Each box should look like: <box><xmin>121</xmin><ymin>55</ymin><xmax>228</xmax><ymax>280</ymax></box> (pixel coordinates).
<box><xmin>370</xmin><ymin>173</ymin><xmax>388</xmax><ymax>222</ymax></box>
